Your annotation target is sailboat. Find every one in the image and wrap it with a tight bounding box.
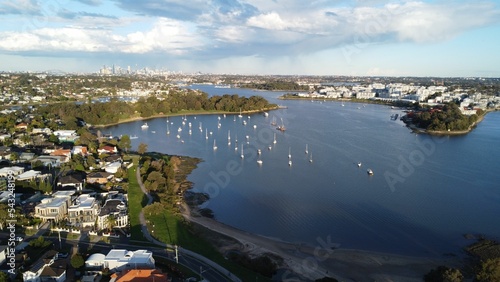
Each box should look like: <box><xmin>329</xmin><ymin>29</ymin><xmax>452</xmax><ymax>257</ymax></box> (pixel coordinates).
<box><xmin>166</xmin><ymin>123</ymin><xmax>170</xmax><ymax>135</ymax></box>
<box><xmin>273</xmin><ymin>133</ymin><xmax>277</xmax><ymax>144</ymax></box>
<box><xmin>227</xmin><ymin>130</ymin><xmax>231</xmax><ymax>145</ymax></box>
<box><xmin>240</xmin><ymin>144</ymin><xmax>244</xmax><ymax>159</ymax></box>
<box><xmin>213</xmin><ymin>140</ymin><xmax>217</xmax><ymax>150</ymax></box>
<box><xmin>288</xmin><ymin>147</ymin><xmax>291</xmax><ymax>159</ymax></box>
<box><xmin>277</xmin><ymin>118</ymin><xmax>286</xmax><ymax>131</ymax></box>
<box><xmin>271</xmin><ymin>116</ymin><xmax>277</xmax><ymax>126</ymax></box>
<box><xmin>288</xmin><ymin>156</ymin><xmax>292</xmax><ymax>166</ymax></box>
<box><xmin>367</xmin><ymin>169</ymin><xmax>374</xmax><ymax>175</ymax></box>
<box><xmin>305</xmin><ymin>144</ymin><xmax>308</xmax><ymax>154</ymax></box>
<box><xmin>199</xmin><ymin>122</ymin><xmax>203</xmax><ymax>132</ymax></box>
<box><xmin>205</xmin><ymin>129</ymin><xmax>208</xmax><ymax>140</ymax></box>
<box><xmin>309</xmin><ymin>153</ymin><xmax>313</xmax><ymax>163</ymax></box>
<box><xmin>141</xmin><ymin>123</ymin><xmax>149</xmax><ymax>129</ymax></box>
<box><xmin>238</xmin><ymin>108</ymin><xmax>243</xmax><ymax>118</ymax></box>
<box><xmin>257</xmin><ymin>158</ymin><xmax>263</xmax><ymax>165</ymax></box>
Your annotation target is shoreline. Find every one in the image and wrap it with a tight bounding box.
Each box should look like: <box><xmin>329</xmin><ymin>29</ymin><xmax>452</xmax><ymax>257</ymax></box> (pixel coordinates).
<box><xmin>180</xmin><ymin>203</ymin><xmax>462</xmax><ymax>281</ymax></box>
<box><xmin>93</xmin><ymin>106</ymin><xmax>280</xmax><ymax>128</ymax></box>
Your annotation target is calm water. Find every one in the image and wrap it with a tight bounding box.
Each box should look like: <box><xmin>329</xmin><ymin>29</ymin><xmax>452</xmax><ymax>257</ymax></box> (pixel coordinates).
<box><xmin>105</xmin><ymin>85</ymin><xmax>500</xmax><ymax>257</ymax></box>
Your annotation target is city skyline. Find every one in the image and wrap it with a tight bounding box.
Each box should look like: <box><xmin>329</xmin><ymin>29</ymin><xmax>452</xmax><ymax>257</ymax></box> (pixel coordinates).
<box><xmin>0</xmin><ymin>0</ymin><xmax>500</xmax><ymax>77</ymax></box>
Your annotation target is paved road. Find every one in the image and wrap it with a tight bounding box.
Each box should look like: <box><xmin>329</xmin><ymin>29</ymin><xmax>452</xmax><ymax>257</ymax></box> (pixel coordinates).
<box><xmin>135</xmin><ymin>165</ymin><xmax>241</xmax><ymax>282</ymax></box>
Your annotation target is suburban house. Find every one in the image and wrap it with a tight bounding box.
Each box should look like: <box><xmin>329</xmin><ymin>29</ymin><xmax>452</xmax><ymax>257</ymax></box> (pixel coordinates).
<box><xmin>97</xmin><ymin>199</ymin><xmax>128</xmax><ymax>230</ymax></box>
<box><xmin>15</xmin><ymin>122</ymin><xmax>28</xmax><ymax>130</ymax></box>
<box><xmin>31</xmin><ymin>155</ymin><xmax>63</xmax><ymax>168</ymax></box>
<box><xmin>85</xmin><ymin>250</ymin><xmax>155</xmax><ymax>273</ymax></box>
<box><xmin>104</xmin><ymin>161</ymin><xmax>122</xmax><ymax>174</ymax></box>
<box><xmin>98</xmin><ymin>145</ymin><xmax>118</xmax><ymax>155</ymax></box>
<box><xmin>110</xmin><ymin>269</ymin><xmax>169</xmax><ymax>282</ymax></box>
<box><xmin>53</xmin><ymin>130</ymin><xmax>79</xmax><ymax>143</ymax></box>
<box><xmin>71</xmin><ymin>145</ymin><xmax>89</xmax><ymax>156</ymax></box>
<box><xmin>19</xmin><ymin>152</ymin><xmax>35</xmax><ymax>162</ymax></box>
<box><xmin>22</xmin><ymin>250</ymin><xmax>67</xmax><ymax>282</ymax></box>
<box><xmin>0</xmin><ymin>146</ymin><xmax>11</xmax><ymax>160</ymax></box>
<box><xmin>0</xmin><ymin>166</ymin><xmax>24</xmax><ymax>177</ymax></box>
<box><xmin>57</xmin><ymin>173</ymin><xmax>85</xmax><ymax>191</ymax></box>
<box><xmin>31</xmin><ymin>128</ymin><xmax>53</xmax><ymax>135</ymax></box>
<box><xmin>68</xmin><ymin>194</ymin><xmax>100</xmax><ymax>228</ymax></box>
<box><xmin>34</xmin><ymin>191</ymin><xmax>75</xmax><ymax>223</ymax></box>
<box><xmin>86</xmin><ymin>171</ymin><xmax>114</xmax><ymax>184</ymax></box>
<box><xmin>50</xmin><ymin>149</ymin><xmax>72</xmax><ymax>163</ymax></box>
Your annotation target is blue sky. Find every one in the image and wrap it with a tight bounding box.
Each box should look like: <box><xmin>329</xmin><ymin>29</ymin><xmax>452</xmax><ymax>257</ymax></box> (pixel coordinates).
<box><xmin>0</xmin><ymin>0</ymin><xmax>499</xmax><ymax>76</ymax></box>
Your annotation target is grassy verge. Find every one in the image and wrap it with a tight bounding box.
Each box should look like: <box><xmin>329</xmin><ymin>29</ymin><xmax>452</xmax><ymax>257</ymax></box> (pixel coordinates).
<box><xmin>127</xmin><ymin>155</ymin><xmax>147</xmax><ymax>242</ymax></box>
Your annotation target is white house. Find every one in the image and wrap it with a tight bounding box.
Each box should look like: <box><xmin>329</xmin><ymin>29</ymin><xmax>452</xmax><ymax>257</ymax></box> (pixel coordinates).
<box><xmin>104</xmin><ymin>161</ymin><xmax>122</xmax><ymax>174</ymax></box>
<box><xmin>85</xmin><ymin>250</ymin><xmax>155</xmax><ymax>273</ymax></box>
<box><xmin>0</xmin><ymin>166</ymin><xmax>24</xmax><ymax>177</ymax></box>
<box><xmin>23</xmin><ymin>250</ymin><xmax>66</xmax><ymax>282</ymax></box>
<box><xmin>34</xmin><ymin>191</ymin><xmax>75</xmax><ymax>223</ymax></box>
<box><xmin>97</xmin><ymin>199</ymin><xmax>128</xmax><ymax>230</ymax></box>
<box><xmin>67</xmin><ymin>194</ymin><xmax>100</xmax><ymax>228</ymax></box>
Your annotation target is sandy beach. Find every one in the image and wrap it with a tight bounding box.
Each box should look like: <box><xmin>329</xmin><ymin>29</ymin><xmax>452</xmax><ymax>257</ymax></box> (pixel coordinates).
<box><xmin>180</xmin><ymin>204</ymin><xmax>462</xmax><ymax>281</ymax></box>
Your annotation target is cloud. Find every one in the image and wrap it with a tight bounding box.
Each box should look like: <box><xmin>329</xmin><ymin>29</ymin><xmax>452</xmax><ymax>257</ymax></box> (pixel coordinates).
<box><xmin>113</xmin><ymin>0</ymin><xmax>207</xmax><ymax>21</ymax></box>
<box><xmin>0</xmin><ymin>18</ymin><xmax>204</xmax><ymax>56</ymax></box>
<box><xmin>74</xmin><ymin>0</ymin><xmax>102</xmax><ymax>6</ymax></box>
<box><xmin>57</xmin><ymin>9</ymin><xmax>118</xmax><ymax>20</ymax></box>
<box><xmin>0</xmin><ymin>0</ymin><xmax>499</xmax><ymax>65</ymax></box>
<box><xmin>0</xmin><ymin>0</ymin><xmax>41</xmax><ymax>15</ymax></box>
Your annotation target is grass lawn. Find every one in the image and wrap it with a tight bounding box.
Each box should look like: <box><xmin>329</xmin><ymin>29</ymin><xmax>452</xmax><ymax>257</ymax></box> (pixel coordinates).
<box><xmin>127</xmin><ymin>157</ymin><xmax>147</xmax><ymax>242</ymax></box>
<box><xmin>145</xmin><ymin>211</ymin><xmax>272</xmax><ymax>281</ymax></box>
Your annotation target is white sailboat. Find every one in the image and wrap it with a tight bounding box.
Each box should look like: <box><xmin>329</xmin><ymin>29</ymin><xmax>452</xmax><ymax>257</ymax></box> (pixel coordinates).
<box><xmin>199</xmin><ymin>122</ymin><xmax>203</xmax><ymax>132</ymax></box>
<box><xmin>309</xmin><ymin>153</ymin><xmax>313</xmax><ymax>163</ymax></box>
<box><xmin>227</xmin><ymin>130</ymin><xmax>231</xmax><ymax>145</ymax></box>
<box><xmin>213</xmin><ymin>139</ymin><xmax>217</xmax><ymax>150</ymax></box>
<box><xmin>205</xmin><ymin>129</ymin><xmax>208</xmax><ymax>140</ymax></box>
<box><xmin>271</xmin><ymin>116</ymin><xmax>277</xmax><ymax>126</ymax></box>
<box><xmin>166</xmin><ymin>123</ymin><xmax>170</xmax><ymax>135</ymax></box>
<box><xmin>273</xmin><ymin>133</ymin><xmax>277</xmax><ymax>144</ymax></box>
<box><xmin>240</xmin><ymin>144</ymin><xmax>244</xmax><ymax>159</ymax></box>
<box><xmin>357</xmin><ymin>162</ymin><xmax>362</xmax><ymax>167</ymax></box>
<box><xmin>277</xmin><ymin>118</ymin><xmax>286</xmax><ymax>131</ymax></box>
<box><xmin>141</xmin><ymin>123</ymin><xmax>149</xmax><ymax>129</ymax></box>
<box><xmin>238</xmin><ymin>108</ymin><xmax>243</xmax><ymax>118</ymax></box>
<box><xmin>257</xmin><ymin>158</ymin><xmax>263</xmax><ymax>165</ymax></box>
<box><xmin>288</xmin><ymin>147</ymin><xmax>291</xmax><ymax>159</ymax></box>
<box><xmin>305</xmin><ymin>144</ymin><xmax>308</xmax><ymax>154</ymax></box>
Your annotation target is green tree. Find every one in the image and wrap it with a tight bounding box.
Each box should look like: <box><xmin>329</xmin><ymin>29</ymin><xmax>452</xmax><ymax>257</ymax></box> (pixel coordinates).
<box><xmin>0</xmin><ymin>203</ymin><xmax>9</xmax><ymax>230</ymax></box>
<box><xmin>0</xmin><ymin>271</ymin><xmax>9</xmax><ymax>282</ymax></box>
<box><xmin>425</xmin><ymin>266</ymin><xmax>463</xmax><ymax>282</ymax></box>
<box><xmin>137</xmin><ymin>142</ymin><xmax>148</xmax><ymax>155</ymax></box>
<box><xmin>118</xmin><ymin>135</ymin><xmax>131</xmax><ymax>152</ymax></box>
<box><xmin>476</xmin><ymin>258</ymin><xmax>500</xmax><ymax>282</ymax></box>
<box><xmin>71</xmin><ymin>253</ymin><xmax>85</xmax><ymax>269</ymax></box>
<box><xmin>105</xmin><ymin>215</ymin><xmax>117</xmax><ymax>232</ymax></box>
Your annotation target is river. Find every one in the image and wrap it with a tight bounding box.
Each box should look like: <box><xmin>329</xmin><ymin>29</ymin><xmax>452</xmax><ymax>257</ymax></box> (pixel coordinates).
<box><xmin>104</xmin><ymin>84</ymin><xmax>500</xmax><ymax>257</ymax></box>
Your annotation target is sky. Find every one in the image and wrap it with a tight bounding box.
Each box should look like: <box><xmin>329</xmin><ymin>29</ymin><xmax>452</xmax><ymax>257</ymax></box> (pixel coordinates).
<box><xmin>0</xmin><ymin>0</ymin><xmax>500</xmax><ymax>77</ymax></box>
